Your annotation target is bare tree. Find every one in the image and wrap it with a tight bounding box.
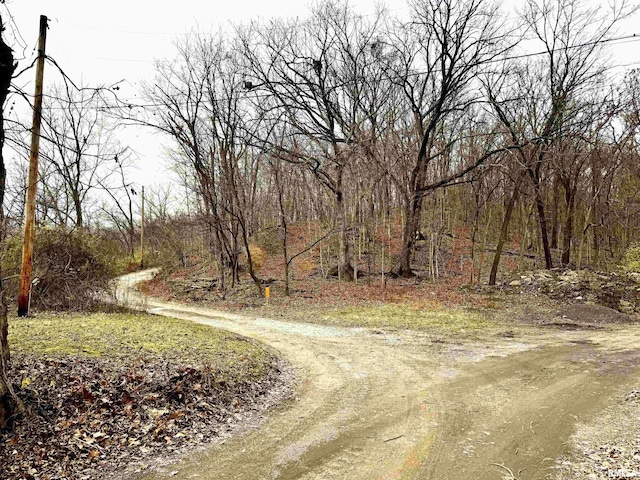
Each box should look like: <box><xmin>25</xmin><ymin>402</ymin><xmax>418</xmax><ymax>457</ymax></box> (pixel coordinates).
<box><xmin>388</xmin><ymin>0</ymin><xmax>509</xmax><ymax>277</ymax></box>
<box><xmin>487</xmin><ymin>0</ymin><xmax>636</xmax><ymax>270</ymax></box>
<box><xmin>98</xmin><ymin>151</ymin><xmax>138</xmax><ymax>256</ymax></box>
<box><xmin>37</xmin><ymin>84</ymin><xmax>120</xmax><ymax>229</ymax></box>
<box><xmin>240</xmin><ymin>0</ymin><xmax>388</xmax><ymax>280</ymax></box>
<box><xmin>133</xmin><ymin>31</ymin><xmax>266</xmax><ymax>295</ymax></box>
<box><xmin>0</xmin><ymin>14</ymin><xmax>22</xmax><ymax>430</ymax></box>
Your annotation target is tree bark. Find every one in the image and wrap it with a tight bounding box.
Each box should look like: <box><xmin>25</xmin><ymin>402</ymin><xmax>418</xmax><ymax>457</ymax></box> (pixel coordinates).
<box><xmin>550</xmin><ymin>173</ymin><xmax>560</xmax><ymax>250</ymax></box>
<box><xmin>399</xmin><ymin>199</ymin><xmax>419</xmax><ymax>278</ymax></box>
<box><xmin>591</xmin><ymin>158</ymin><xmax>601</xmax><ymax>266</ymax></box>
<box><xmin>329</xmin><ymin>146</ymin><xmax>353</xmax><ymax>281</ymax></box>
<box><xmin>489</xmin><ymin>180</ymin><xmax>520</xmax><ymax>285</ymax></box>
<box><xmin>72</xmin><ymin>192</ymin><xmax>83</xmax><ymax>229</ymax></box>
<box><xmin>273</xmin><ymin>160</ymin><xmax>291</xmax><ymax>295</ymax></box>
<box><xmin>561</xmin><ymin>183</ymin><xmax>576</xmax><ymax>266</ymax></box>
<box><xmin>399</xmin><ymin>147</ymin><xmax>430</xmax><ymax>278</ymax></box>
<box><xmin>529</xmin><ymin>167</ymin><xmax>553</xmax><ymax>269</ymax></box>
<box><xmin>336</xmin><ymin>186</ymin><xmax>354</xmax><ymax>281</ymax></box>
<box><xmin>240</xmin><ymin>220</ymin><xmax>263</xmax><ymax>297</ymax></box>
<box><xmin>0</xmin><ymin>16</ymin><xmax>23</xmax><ymax>430</ymax></box>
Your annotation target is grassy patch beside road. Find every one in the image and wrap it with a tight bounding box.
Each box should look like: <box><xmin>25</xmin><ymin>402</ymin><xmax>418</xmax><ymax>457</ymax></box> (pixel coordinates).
<box><xmin>10</xmin><ymin>312</ymin><xmax>272</xmax><ymax>382</ymax></box>
<box><xmin>321</xmin><ymin>304</ymin><xmax>497</xmax><ymax>332</ymax></box>
<box><xmin>3</xmin><ymin>312</ymin><xmax>287</xmax><ymax>480</ymax></box>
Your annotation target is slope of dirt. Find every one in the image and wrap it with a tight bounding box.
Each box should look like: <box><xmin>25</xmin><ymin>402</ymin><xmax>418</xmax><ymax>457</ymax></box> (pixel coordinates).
<box><xmin>118</xmin><ymin>271</ymin><xmax>640</xmax><ymax>480</ymax></box>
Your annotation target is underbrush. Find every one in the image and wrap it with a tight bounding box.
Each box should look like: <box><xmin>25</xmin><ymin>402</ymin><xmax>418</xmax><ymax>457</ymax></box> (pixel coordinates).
<box><xmin>622</xmin><ymin>244</ymin><xmax>640</xmax><ymax>273</ymax></box>
<box><xmin>141</xmin><ymin>265</ymin><xmax>501</xmax><ymax>332</ymax></box>
<box><xmin>2</xmin><ymin>312</ymin><xmax>286</xmax><ymax>480</ymax></box>
<box><xmin>2</xmin><ymin>228</ymin><xmax>123</xmax><ymax>311</ymax></box>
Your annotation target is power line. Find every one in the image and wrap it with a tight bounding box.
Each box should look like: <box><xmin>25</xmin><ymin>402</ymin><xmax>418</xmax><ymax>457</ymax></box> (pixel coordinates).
<box><xmin>10</xmin><ymin>16</ymin><xmax>640</xmax><ymax>115</ymax></box>
<box><xmin>57</xmin><ymin>18</ymin><xmax>186</xmax><ymax>37</ymax></box>
<box><xmin>11</xmin><ymin>9</ymin><xmax>638</xmax><ymax>91</ymax></box>
<box><xmin>54</xmin><ymin>30</ymin><xmax>640</xmax><ymax>81</ymax></box>
<box><xmin>498</xmin><ymin>32</ymin><xmax>640</xmax><ymax>64</ymax></box>
<box><xmin>80</xmin><ymin>57</ymin><xmax>172</xmax><ymax>64</ymax></box>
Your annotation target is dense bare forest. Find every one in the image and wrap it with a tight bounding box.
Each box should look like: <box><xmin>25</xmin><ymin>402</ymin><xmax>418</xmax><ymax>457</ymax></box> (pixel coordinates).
<box><xmin>3</xmin><ymin>0</ymin><xmax>640</xmax><ymax>296</ymax></box>
<box><xmin>126</xmin><ymin>0</ymin><xmax>640</xmax><ymax>292</ymax></box>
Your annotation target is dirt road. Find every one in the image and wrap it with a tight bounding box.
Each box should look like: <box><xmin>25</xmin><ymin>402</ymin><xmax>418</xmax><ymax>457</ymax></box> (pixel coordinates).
<box><xmin>119</xmin><ymin>271</ymin><xmax>640</xmax><ymax>480</ymax></box>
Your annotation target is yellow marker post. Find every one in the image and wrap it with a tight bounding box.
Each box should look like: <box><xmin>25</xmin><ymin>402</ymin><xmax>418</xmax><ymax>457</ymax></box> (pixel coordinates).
<box><xmin>265</xmin><ymin>286</ymin><xmax>270</xmax><ymax>305</ymax></box>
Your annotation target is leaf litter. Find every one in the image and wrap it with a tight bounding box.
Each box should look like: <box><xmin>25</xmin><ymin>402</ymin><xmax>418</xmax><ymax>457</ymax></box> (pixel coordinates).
<box><xmin>552</xmin><ymin>388</ymin><xmax>640</xmax><ymax>479</ymax></box>
<box><xmin>1</xmin><ymin>313</ymin><xmax>293</xmax><ymax>480</ymax></box>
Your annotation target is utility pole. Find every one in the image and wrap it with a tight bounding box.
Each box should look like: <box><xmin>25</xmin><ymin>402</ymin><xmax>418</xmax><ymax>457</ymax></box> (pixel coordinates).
<box><xmin>140</xmin><ymin>185</ymin><xmax>145</xmax><ymax>269</ymax></box>
<box><xmin>17</xmin><ymin>15</ymin><xmax>47</xmax><ymax>317</ymax></box>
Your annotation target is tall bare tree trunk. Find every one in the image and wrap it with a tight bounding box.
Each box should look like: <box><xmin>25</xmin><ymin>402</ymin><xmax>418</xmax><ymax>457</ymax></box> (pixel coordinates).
<box><xmin>399</xmin><ymin>148</ymin><xmax>430</xmax><ymax>278</ymax></box>
<box><xmin>240</xmin><ymin>221</ymin><xmax>263</xmax><ymax>297</ymax></box>
<box><xmin>561</xmin><ymin>184</ymin><xmax>576</xmax><ymax>266</ymax></box>
<box><xmin>336</xmin><ymin>186</ymin><xmax>354</xmax><ymax>281</ymax></box>
<box><xmin>72</xmin><ymin>192</ymin><xmax>83</xmax><ymax>229</ymax></box>
<box><xmin>529</xmin><ymin>167</ymin><xmax>553</xmax><ymax>269</ymax></box>
<box><xmin>489</xmin><ymin>181</ymin><xmax>520</xmax><ymax>285</ymax></box>
<box><xmin>550</xmin><ymin>173</ymin><xmax>560</xmax><ymax>250</ymax></box>
<box><xmin>273</xmin><ymin>159</ymin><xmax>291</xmax><ymax>295</ymax></box>
<box><xmin>0</xmin><ymin>16</ymin><xmax>23</xmax><ymax>430</ymax></box>
<box><xmin>328</xmin><ymin>152</ymin><xmax>352</xmax><ymax>281</ymax></box>
<box><xmin>399</xmin><ymin>200</ymin><xmax>420</xmax><ymax>278</ymax></box>
<box><xmin>591</xmin><ymin>160</ymin><xmax>601</xmax><ymax>266</ymax></box>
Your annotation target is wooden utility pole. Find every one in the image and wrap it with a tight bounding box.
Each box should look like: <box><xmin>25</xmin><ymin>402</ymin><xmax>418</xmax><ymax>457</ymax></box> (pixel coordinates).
<box><xmin>140</xmin><ymin>186</ymin><xmax>145</xmax><ymax>269</ymax></box>
<box><xmin>17</xmin><ymin>15</ymin><xmax>47</xmax><ymax>317</ymax></box>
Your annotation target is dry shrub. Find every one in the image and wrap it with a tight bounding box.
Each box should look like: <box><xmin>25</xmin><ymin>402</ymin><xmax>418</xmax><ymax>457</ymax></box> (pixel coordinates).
<box><xmin>252</xmin><ymin>228</ymin><xmax>282</xmax><ymax>255</ymax></box>
<box><xmin>297</xmin><ymin>257</ymin><xmax>318</xmax><ymax>276</ymax></box>
<box><xmin>622</xmin><ymin>245</ymin><xmax>640</xmax><ymax>273</ymax></box>
<box><xmin>248</xmin><ymin>244</ymin><xmax>266</xmax><ymax>271</ymax></box>
<box><xmin>2</xmin><ymin>227</ymin><xmax>119</xmax><ymax>311</ymax></box>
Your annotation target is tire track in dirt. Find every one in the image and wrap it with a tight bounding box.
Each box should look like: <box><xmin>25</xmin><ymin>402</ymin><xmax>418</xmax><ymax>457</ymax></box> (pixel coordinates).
<box><xmin>119</xmin><ymin>271</ymin><xmax>441</xmax><ymax>479</ymax></box>
<box><xmin>421</xmin><ymin>344</ymin><xmax>640</xmax><ymax>480</ymax></box>
<box><xmin>118</xmin><ymin>271</ymin><xmax>640</xmax><ymax>480</ymax></box>
<box><xmin>140</xmin><ymin>306</ymin><xmax>438</xmax><ymax>480</ymax></box>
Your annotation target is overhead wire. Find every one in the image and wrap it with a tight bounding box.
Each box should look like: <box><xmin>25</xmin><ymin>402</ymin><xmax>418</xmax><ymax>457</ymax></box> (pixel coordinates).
<box><xmin>12</xmin><ymin>9</ymin><xmax>640</xmax><ymax>100</ymax></box>
<box><xmin>8</xmin><ymin>13</ymin><xmax>640</xmax><ymax>126</ymax></box>
<box><xmin>95</xmin><ymin>31</ymin><xmax>640</xmax><ymax>111</ymax></box>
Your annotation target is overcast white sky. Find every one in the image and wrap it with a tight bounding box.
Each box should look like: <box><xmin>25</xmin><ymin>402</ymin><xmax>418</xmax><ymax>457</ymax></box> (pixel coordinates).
<box><xmin>1</xmin><ymin>0</ymin><xmax>639</xmax><ymax>187</ymax></box>
<box><xmin>1</xmin><ymin>0</ymin><xmax>406</xmax><ymax>186</ymax></box>
<box><xmin>5</xmin><ymin>1</ymin><xmax>393</xmax><ymax>83</ymax></box>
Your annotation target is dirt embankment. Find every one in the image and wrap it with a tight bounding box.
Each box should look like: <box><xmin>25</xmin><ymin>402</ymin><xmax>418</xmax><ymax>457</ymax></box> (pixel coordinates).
<box><xmin>503</xmin><ymin>268</ymin><xmax>640</xmax><ymax>315</ymax></box>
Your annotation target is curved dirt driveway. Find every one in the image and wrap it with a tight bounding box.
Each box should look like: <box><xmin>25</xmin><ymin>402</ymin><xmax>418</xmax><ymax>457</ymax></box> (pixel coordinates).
<box><xmin>118</xmin><ymin>271</ymin><xmax>640</xmax><ymax>480</ymax></box>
